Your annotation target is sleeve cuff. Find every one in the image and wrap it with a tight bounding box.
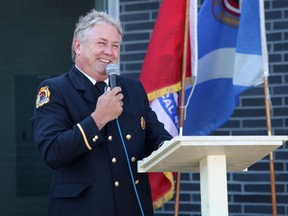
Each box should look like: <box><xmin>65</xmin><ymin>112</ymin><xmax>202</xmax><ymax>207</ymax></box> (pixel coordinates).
<box><xmin>77</xmin><ymin>116</ymin><xmax>104</xmax><ymax>150</ymax></box>
<box><xmin>77</xmin><ymin>123</ymin><xmax>92</xmax><ymax>150</ymax></box>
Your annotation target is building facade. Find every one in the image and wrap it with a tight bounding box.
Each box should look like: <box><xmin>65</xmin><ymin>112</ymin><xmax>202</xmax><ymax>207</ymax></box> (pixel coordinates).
<box><xmin>0</xmin><ymin>0</ymin><xmax>287</xmax><ymax>215</ymax></box>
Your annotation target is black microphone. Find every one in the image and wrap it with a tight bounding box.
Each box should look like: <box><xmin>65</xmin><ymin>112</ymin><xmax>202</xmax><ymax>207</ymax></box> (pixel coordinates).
<box><xmin>105</xmin><ymin>64</ymin><xmax>118</xmax><ymax>89</ymax></box>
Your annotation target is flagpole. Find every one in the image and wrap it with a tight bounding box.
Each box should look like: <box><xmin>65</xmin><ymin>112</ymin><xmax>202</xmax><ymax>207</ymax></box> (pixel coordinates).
<box><xmin>258</xmin><ymin>0</ymin><xmax>277</xmax><ymax>214</ymax></box>
<box><xmin>174</xmin><ymin>0</ymin><xmax>190</xmax><ymax>215</ymax></box>
<box><xmin>264</xmin><ymin>77</ymin><xmax>277</xmax><ymax>216</ymax></box>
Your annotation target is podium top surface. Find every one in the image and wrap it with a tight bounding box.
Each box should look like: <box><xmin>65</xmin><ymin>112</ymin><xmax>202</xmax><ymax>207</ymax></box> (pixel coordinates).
<box><xmin>138</xmin><ymin>136</ymin><xmax>288</xmax><ymax>172</ymax></box>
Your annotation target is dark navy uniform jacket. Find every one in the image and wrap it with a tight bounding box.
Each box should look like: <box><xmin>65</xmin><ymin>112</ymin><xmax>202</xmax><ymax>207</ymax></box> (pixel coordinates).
<box><xmin>32</xmin><ymin>65</ymin><xmax>172</xmax><ymax>216</ymax></box>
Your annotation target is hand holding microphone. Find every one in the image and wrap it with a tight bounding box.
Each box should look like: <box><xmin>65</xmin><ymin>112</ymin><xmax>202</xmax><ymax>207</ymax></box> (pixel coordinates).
<box><xmin>91</xmin><ymin>64</ymin><xmax>123</xmax><ymax>129</ymax></box>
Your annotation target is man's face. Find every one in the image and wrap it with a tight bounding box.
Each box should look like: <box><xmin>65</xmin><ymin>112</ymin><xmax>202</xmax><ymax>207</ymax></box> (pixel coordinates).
<box><xmin>74</xmin><ymin>23</ymin><xmax>121</xmax><ymax>80</ymax></box>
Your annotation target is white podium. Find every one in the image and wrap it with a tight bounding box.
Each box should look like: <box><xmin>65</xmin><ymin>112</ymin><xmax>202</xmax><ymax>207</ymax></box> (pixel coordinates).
<box><xmin>138</xmin><ymin>136</ymin><xmax>288</xmax><ymax>216</ymax></box>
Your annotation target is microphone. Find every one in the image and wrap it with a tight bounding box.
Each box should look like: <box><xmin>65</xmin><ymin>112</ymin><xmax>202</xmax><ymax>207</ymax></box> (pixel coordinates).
<box><xmin>106</xmin><ymin>64</ymin><xmax>118</xmax><ymax>89</ymax></box>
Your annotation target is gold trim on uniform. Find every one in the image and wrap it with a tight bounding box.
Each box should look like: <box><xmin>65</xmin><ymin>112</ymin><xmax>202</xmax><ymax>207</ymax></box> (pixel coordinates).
<box><xmin>77</xmin><ymin>123</ymin><xmax>92</xmax><ymax>150</ymax></box>
<box><xmin>140</xmin><ymin>116</ymin><xmax>146</xmax><ymax>130</ymax></box>
<box><xmin>36</xmin><ymin>86</ymin><xmax>51</xmax><ymax>108</ymax></box>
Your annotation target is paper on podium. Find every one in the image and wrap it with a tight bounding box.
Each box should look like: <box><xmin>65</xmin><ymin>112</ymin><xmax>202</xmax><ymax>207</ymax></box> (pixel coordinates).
<box><xmin>138</xmin><ymin>136</ymin><xmax>288</xmax><ymax>173</ymax></box>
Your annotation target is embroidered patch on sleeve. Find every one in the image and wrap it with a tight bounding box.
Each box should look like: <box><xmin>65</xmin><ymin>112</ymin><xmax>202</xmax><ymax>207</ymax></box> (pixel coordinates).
<box><xmin>36</xmin><ymin>86</ymin><xmax>51</xmax><ymax>108</ymax></box>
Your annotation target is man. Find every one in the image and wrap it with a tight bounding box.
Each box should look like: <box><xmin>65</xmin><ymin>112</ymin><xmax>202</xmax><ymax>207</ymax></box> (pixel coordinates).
<box><xmin>32</xmin><ymin>9</ymin><xmax>172</xmax><ymax>216</ymax></box>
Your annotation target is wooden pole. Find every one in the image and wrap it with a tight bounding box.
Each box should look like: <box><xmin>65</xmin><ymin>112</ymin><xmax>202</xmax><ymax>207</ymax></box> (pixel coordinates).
<box><xmin>178</xmin><ymin>0</ymin><xmax>190</xmax><ymax>136</ymax></box>
<box><xmin>258</xmin><ymin>0</ymin><xmax>276</xmax><ymax>213</ymax></box>
<box><xmin>264</xmin><ymin>77</ymin><xmax>277</xmax><ymax>216</ymax></box>
<box><xmin>174</xmin><ymin>173</ymin><xmax>181</xmax><ymax>216</ymax></box>
<box><xmin>174</xmin><ymin>0</ymin><xmax>190</xmax><ymax>215</ymax></box>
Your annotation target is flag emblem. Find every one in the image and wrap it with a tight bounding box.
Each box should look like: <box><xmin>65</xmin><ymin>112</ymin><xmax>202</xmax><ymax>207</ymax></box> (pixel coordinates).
<box><xmin>36</xmin><ymin>86</ymin><xmax>50</xmax><ymax>108</ymax></box>
<box><xmin>212</xmin><ymin>0</ymin><xmax>240</xmax><ymax>28</ymax></box>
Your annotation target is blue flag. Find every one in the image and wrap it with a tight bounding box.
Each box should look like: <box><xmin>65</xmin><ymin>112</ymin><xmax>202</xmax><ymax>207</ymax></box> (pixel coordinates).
<box><xmin>183</xmin><ymin>0</ymin><xmax>268</xmax><ymax>135</ymax></box>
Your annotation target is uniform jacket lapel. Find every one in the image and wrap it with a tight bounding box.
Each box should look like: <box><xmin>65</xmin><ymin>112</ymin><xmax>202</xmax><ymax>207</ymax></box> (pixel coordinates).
<box><xmin>68</xmin><ymin>65</ymin><xmax>98</xmax><ymax>105</ymax></box>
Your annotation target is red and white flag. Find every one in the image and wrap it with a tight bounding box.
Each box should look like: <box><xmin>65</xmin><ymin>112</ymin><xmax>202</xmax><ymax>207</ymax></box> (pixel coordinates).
<box><xmin>140</xmin><ymin>0</ymin><xmax>197</xmax><ymax>209</ymax></box>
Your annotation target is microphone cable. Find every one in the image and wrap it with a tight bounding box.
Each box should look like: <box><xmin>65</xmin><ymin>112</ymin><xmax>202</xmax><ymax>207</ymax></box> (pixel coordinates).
<box><xmin>116</xmin><ymin>118</ymin><xmax>145</xmax><ymax>216</ymax></box>
<box><xmin>106</xmin><ymin>63</ymin><xmax>144</xmax><ymax>215</ymax></box>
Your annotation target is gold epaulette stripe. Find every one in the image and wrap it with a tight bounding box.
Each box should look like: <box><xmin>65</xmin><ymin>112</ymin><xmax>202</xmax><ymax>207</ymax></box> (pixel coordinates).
<box><xmin>77</xmin><ymin>123</ymin><xmax>92</xmax><ymax>150</ymax></box>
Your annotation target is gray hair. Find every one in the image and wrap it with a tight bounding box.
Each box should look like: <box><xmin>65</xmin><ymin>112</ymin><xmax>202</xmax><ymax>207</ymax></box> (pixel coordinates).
<box><xmin>71</xmin><ymin>9</ymin><xmax>123</xmax><ymax>62</ymax></box>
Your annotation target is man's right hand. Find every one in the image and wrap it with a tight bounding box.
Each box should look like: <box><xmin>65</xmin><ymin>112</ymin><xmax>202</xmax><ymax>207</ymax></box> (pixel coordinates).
<box><xmin>91</xmin><ymin>86</ymin><xmax>123</xmax><ymax>130</ymax></box>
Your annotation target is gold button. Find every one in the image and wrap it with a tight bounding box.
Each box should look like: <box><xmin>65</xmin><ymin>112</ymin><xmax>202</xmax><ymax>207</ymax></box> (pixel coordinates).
<box><xmin>135</xmin><ymin>180</ymin><xmax>139</xmax><ymax>185</ymax></box>
<box><xmin>112</xmin><ymin>158</ymin><xmax>117</xmax><ymax>164</ymax></box>
<box><xmin>115</xmin><ymin>181</ymin><xmax>120</xmax><ymax>187</ymax></box>
<box><xmin>131</xmin><ymin>157</ymin><xmax>136</xmax><ymax>162</ymax></box>
<box><xmin>126</xmin><ymin>134</ymin><xmax>131</xmax><ymax>140</ymax></box>
<box><xmin>108</xmin><ymin>135</ymin><xmax>113</xmax><ymax>141</ymax></box>
<box><xmin>92</xmin><ymin>135</ymin><xmax>98</xmax><ymax>142</ymax></box>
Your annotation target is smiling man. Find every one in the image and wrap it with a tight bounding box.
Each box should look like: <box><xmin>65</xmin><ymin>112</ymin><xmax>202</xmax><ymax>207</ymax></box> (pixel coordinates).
<box><xmin>31</xmin><ymin>10</ymin><xmax>172</xmax><ymax>216</ymax></box>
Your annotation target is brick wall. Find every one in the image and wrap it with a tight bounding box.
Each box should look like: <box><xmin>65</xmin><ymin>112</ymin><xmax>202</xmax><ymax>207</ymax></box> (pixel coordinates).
<box><xmin>119</xmin><ymin>0</ymin><xmax>288</xmax><ymax>215</ymax></box>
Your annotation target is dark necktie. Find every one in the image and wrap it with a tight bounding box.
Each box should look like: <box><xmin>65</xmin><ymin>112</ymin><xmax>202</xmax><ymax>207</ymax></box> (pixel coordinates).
<box><xmin>95</xmin><ymin>81</ymin><xmax>107</xmax><ymax>95</ymax></box>
<box><xmin>95</xmin><ymin>81</ymin><xmax>107</xmax><ymax>137</ymax></box>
